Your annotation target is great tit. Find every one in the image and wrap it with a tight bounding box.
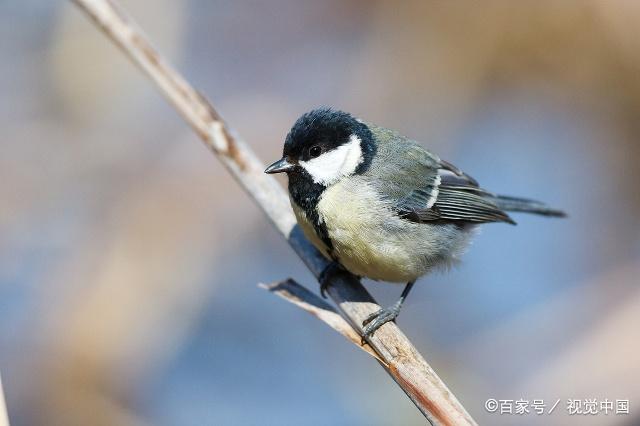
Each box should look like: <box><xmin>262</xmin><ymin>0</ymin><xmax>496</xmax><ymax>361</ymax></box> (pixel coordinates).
<box><xmin>265</xmin><ymin>108</ymin><xmax>566</xmax><ymax>338</ymax></box>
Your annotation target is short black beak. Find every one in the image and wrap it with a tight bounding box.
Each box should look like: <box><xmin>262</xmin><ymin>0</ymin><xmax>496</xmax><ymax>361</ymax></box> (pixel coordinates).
<box><xmin>265</xmin><ymin>157</ymin><xmax>294</xmax><ymax>174</ymax></box>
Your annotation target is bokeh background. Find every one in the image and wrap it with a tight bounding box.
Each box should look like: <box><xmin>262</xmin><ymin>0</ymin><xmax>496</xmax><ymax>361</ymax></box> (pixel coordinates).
<box><xmin>1</xmin><ymin>1</ymin><xmax>639</xmax><ymax>425</ymax></box>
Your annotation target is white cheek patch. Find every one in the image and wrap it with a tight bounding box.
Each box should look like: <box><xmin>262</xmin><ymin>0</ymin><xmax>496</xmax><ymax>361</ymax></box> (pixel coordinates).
<box><xmin>300</xmin><ymin>134</ymin><xmax>364</xmax><ymax>185</ymax></box>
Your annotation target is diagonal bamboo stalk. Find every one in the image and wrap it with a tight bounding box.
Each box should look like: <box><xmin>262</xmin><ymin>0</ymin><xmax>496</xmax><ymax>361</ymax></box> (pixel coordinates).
<box><xmin>69</xmin><ymin>1</ymin><xmax>477</xmax><ymax>424</ymax></box>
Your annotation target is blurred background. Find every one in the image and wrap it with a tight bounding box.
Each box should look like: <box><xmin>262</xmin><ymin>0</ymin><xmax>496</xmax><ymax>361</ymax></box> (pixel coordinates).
<box><xmin>1</xmin><ymin>1</ymin><xmax>639</xmax><ymax>425</ymax></box>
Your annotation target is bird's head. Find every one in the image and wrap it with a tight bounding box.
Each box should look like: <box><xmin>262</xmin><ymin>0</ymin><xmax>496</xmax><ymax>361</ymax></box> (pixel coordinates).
<box><xmin>265</xmin><ymin>108</ymin><xmax>375</xmax><ymax>187</ymax></box>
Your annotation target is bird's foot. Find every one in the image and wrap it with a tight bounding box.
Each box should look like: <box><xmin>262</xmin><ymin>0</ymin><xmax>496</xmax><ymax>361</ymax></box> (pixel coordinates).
<box><xmin>318</xmin><ymin>261</ymin><xmax>347</xmax><ymax>298</ymax></box>
<box><xmin>361</xmin><ymin>301</ymin><xmax>402</xmax><ymax>343</ymax></box>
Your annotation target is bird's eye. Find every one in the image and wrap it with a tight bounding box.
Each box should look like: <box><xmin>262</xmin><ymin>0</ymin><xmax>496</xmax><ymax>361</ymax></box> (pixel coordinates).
<box><xmin>309</xmin><ymin>145</ymin><xmax>322</xmax><ymax>158</ymax></box>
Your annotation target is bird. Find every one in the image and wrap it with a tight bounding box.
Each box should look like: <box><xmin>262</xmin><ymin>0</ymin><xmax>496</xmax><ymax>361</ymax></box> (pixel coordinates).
<box><xmin>265</xmin><ymin>108</ymin><xmax>566</xmax><ymax>339</ymax></box>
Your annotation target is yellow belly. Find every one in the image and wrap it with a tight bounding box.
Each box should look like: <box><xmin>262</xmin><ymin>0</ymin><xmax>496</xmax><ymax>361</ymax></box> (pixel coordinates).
<box><xmin>293</xmin><ymin>180</ymin><xmax>428</xmax><ymax>282</ymax></box>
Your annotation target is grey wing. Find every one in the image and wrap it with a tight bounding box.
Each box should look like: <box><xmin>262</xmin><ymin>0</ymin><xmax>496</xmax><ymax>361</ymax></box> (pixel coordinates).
<box><xmin>396</xmin><ymin>160</ymin><xmax>516</xmax><ymax>225</ymax></box>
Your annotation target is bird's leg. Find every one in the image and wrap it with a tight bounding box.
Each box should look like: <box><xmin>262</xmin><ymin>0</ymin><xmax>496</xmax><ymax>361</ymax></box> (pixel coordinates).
<box><xmin>318</xmin><ymin>261</ymin><xmax>348</xmax><ymax>298</ymax></box>
<box><xmin>361</xmin><ymin>281</ymin><xmax>415</xmax><ymax>341</ymax></box>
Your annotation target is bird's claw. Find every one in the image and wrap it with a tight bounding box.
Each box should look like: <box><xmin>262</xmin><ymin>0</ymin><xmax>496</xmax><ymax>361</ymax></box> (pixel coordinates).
<box><xmin>361</xmin><ymin>303</ymin><xmax>401</xmax><ymax>343</ymax></box>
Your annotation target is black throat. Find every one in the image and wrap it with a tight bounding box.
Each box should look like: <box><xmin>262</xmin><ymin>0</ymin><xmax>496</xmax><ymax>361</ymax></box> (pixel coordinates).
<box><xmin>288</xmin><ymin>171</ymin><xmax>332</xmax><ymax>251</ymax></box>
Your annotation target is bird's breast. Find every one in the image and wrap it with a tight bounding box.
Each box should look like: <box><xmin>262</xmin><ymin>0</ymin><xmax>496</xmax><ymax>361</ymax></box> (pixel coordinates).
<box><xmin>291</xmin><ymin>178</ymin><xmax>472</xmax><ymax>283</ymax></box>
<box><xmin>315</xmin><ymin>179</ymin><xmax>428</xmax><ymax>282</ymax></box>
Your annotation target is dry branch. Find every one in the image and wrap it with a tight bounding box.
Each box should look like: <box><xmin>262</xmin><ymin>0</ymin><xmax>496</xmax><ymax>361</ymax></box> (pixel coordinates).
<box><xmin>0</xmin><ymin>373</ymin><xmax>9</xmax><ymax>426</ymax></box>
<box><xmin>69</xmin><ymin>0</ymin><xmax>477</xmax><ymax>424</ymax></box>
<box><xmin>259</xmin><ymin>279</ymin><xmax>384</xmax><ymax>363</ymax></box>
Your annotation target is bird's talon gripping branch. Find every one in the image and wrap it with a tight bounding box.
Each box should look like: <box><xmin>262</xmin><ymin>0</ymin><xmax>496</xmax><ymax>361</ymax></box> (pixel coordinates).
<box><xmin>361</xmin><ymin>303</ymin><xmax>401</xmax><ymax>342</ymax></box>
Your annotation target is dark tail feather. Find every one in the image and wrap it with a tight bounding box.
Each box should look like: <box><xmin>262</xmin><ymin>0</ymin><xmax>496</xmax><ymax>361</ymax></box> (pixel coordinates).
<box><xmin>492</xmin><ymin>195</ymin><xmax>567</xmax><ymax>218</ymax></box>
